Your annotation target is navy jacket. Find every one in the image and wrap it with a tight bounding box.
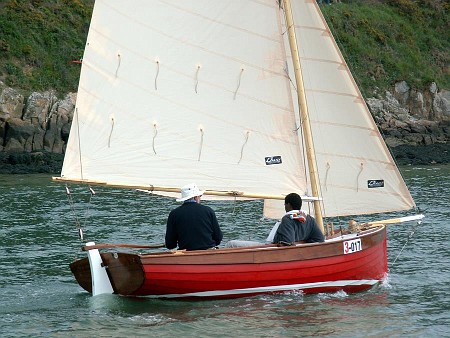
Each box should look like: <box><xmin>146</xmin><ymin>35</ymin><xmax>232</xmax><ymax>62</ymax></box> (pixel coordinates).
<box><xmin>165</xmin><ymin>202</ymin><xmax>223</xmax><ymax>250</ymax></box>
<box><xmin>273</xmin><ymin>214</ymin><xmax>324</xmax><ymax>244</ymax></box>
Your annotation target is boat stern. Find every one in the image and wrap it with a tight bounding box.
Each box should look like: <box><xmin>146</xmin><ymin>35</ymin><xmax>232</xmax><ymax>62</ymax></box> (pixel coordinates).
<box><xmin>70</xmin><ymin>252</ymin><xmax>146</xmax><ymax>296</ymax></box>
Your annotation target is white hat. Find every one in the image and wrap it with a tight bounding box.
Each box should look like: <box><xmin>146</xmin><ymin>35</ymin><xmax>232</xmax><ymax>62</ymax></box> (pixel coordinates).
<box><xmin>176</xmin><ymin>183</ymin><xmax>204</xmax><ymax>202</ymax></box>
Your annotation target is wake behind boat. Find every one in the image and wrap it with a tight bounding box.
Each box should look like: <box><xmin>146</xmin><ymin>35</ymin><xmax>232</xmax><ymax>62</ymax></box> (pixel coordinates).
<box><xmin>54</xmin><ymin>0</ymin><xmax>423</xmax><ymax>299</ymax></box>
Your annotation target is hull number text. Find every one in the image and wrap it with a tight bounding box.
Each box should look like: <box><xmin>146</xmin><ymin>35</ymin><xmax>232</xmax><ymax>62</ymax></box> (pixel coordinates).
<box><xmin>343</xmin><ymin>238</ymin><xmax>362</xmax><ymax>254</ymax></box>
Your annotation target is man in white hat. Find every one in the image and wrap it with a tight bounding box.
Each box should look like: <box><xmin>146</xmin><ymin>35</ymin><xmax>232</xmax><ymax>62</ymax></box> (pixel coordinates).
<box><xmin>165</xmin><ymin>183</ymin><xmax>223</xmax><ymax>251</ymax></box>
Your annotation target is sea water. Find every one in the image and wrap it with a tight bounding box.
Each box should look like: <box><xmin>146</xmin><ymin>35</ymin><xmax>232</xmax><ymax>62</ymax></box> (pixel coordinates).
<box><xmin>0</xmin><ymin>165</ymin><xmax>449</xmax><ymax>337</ymax></box>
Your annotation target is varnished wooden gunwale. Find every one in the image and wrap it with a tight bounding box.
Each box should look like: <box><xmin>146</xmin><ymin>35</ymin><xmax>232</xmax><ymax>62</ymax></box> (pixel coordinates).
<box><xmin>139</xmin><ymin>226</ymin><xmax>384</xmax><ymax>265</ymax></box>
<box><xmin>69</xmin><ymin>226</ymin><xmax>386</xmax><ymax>297</ymax></box>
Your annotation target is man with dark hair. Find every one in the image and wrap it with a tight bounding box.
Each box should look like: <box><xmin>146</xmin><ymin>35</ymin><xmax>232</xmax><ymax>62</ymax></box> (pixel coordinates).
<box><xmin>165</xmin><ymin>183</ymin><xmax>223</xmax><ymax>251</ymax></box>
<box><xmin>273</xmin><ymin>193</ymin><xmax>324</xmax><ymax>245</ymax></box>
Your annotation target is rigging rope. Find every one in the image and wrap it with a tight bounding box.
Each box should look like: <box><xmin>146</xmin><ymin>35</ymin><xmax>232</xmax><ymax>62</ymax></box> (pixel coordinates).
<box><xmin>238</xmin><ymin>131</ymin><xmax>250</xmax><ymax>164</ymax></box>
<box><xmin>108</xmin><ymin>117</ymin><xmax>115</xmax><ymax>148</ymax></box>
<box><xmin>233</xmin><ymin>68</ymin><xmax>244</xmax><ymax>100</ymax></box>
<box><xmin>75</xmin><ymin>108</ymin><xmax>84</xmax><ymax>180</ymax></box>
<box><xmin>198</xmin><ymin>127</ymin><xmax>204</xmax><ymax>161</ymax></box>
<box><xmin>324</xmin><ymin>162</ymin><xmax>331</xmax><ymax>192</ymax></box>
<box><xmin>115</xmin><ymin>53</ymin><xmax>121</xmax><ymax>77</ymax></box>
<box><xmin>65</xmin><ymin>186</ymin><xmax>88</xmax><ymax>241</ymax></box>
<box><xmin>152</xmin><ymin>122</ymin><xmax>158</xmax><ymax>154</ymax></box>
<box><xmin>356</xmin><ymin>162</ymin><xmax>364</xmax><ymax>192</ymax></box>
<box><xmin>154</xmin><ymin>60</ymin><xmax>160</xmax><ymax>90</ymax></box>
<box><xmin>82</xmin><ymin>186</ymin><xmax>96</xmax><ymax>230</ymax></box>
<box><xmin>66</xmin><ymin>185</ymin><xmax>82</xmax><ymax>240</ymax></box>
<box><xmin>195</xmin><ymin>65</ymin><xmax>201</xmax><ymax>93</ymax></box>
<box><xmin>391</xmin><ymin>218</ymin><xmax>423</xmax><ymax>267</ymax></box>
<box><xmin>66</xmin><ymin>186</ymin><xmax>98</xmax><ymax>262</ymax></box>
<box><xmin>66</xmin><ymin>185</ymin><xmax>97</xmax><ymax>244</ymax></box>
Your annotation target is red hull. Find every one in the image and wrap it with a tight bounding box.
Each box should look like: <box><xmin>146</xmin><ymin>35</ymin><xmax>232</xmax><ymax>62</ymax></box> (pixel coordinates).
<box><xmin>70</xmin><ymin>226</ymin><xmax>387</xmax><ymax>299</ymax></box>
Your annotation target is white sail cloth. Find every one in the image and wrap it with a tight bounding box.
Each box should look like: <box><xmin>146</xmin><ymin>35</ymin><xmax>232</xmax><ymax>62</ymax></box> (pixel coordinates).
<box><xmin>61</xmin><ymin>0</ymin><xmax>308</xmax><ymax>204</ymax></box>
<box><xmin>61</xmin><ymin>0</ymin><xmax>415</xmax><ymax>220</ymax></box>
<box><xmin>265</xmin><ymin>0</ymin><xmax>415</xmax><ymax>218</ymax></box>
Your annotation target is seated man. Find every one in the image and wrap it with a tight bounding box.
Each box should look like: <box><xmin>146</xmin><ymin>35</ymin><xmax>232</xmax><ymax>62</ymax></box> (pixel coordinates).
<box><xmin>165</xmin><ymin>183</ymin><xmax>223</xmax><ymax>251</ymax></box>
<box><xmin>226</xmin><ymin>193</ymin><xmax>324</xmax><ymax>248</ymax></box>
<box><xmin>273</xmin><ymin>193</ymin><xmax>324</xmax><ymax>245</ymax></box>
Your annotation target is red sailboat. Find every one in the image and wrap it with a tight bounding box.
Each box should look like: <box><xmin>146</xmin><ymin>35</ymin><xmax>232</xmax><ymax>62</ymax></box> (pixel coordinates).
<box><xmin>70</xmin><ymin>226</ymin><xmax>388</xmax><ymax>299</ymax></box>
<box><xmin>55</xmin><ymin>0</ymin><xmax>423</xmax><ymax>299</ymax></box>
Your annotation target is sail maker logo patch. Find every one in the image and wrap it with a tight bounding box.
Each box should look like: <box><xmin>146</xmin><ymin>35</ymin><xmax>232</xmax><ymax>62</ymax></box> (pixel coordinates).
<box><xmin>265</xmin><ymin>156</ymin><xmax>282</xmax><ymax>165</ymax></box>
<box><xmin>367</xmin><ymin>180</ymin><xmax>384</xmax><ymax>188</ymax></box>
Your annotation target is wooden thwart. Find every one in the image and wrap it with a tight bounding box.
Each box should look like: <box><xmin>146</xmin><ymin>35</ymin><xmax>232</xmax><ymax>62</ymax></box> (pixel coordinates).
<box><xmin>82</xmin><ymin>243</ymin><xmax>165</xmax><ymax>251</ymax></box>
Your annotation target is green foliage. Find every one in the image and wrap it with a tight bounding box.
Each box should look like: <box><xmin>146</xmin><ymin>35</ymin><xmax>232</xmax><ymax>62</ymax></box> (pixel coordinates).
<box><xmin>0</xmin><ymin>0</ymin><xmax>93</xmax><ymax>95</ymax></box>
<box><xmin>0</xmin><ymin>0</ymin><xmax>448</xmax><ymax>97</ymax></box>
<box><xmin>320</xmin><ymin>0</ymin><xmax>449</xmax><ymax>95</ymax></box>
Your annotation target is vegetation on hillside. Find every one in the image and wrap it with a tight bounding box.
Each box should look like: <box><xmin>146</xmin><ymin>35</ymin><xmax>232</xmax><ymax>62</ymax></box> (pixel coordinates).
<box><xmin>321</xmin><ymin>0</ymin><xmax>449</xmax><ymax>96</ymax></box>
<box><xmin>0</xmin><ymin>0</ymin><xmax>93</xmax><ymax>96</ymax></box>
<box><xmin>0</xmin><ymin>0</ymin><xmax>448</xmax><ymax>97</ymax></box>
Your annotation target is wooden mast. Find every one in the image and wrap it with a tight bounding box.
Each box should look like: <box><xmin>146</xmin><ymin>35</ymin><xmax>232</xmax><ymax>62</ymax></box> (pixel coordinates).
<box><xmin>282</xmin><ymin>0</ymin><xmax>324</xmax><ymax>232</ymax></box>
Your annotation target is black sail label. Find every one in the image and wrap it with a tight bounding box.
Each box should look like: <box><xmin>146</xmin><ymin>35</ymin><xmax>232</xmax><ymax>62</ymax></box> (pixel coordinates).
<box><xmin>265</xmin><ymin>156</ymin><xmax>282</xmax><ymax>165</ymax></box>
<box><xmin>368</xmin><ymin>180</ymin><xmax>384</xmax><ymax>188</ymax></box>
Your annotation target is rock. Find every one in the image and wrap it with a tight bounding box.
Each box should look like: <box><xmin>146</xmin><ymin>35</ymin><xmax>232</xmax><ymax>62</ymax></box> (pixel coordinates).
<box><xmin>23</xmin><ymin>90</ymin><xmax>58</xmax><ymax>128</ymax></box>
<box><xmin>3</xmin><ymin>118</ymin><xmax>36</xmax><ymax>152</ymax></box>
<box><xmin>0</xmin><ymin>83</ymin><xmax>24</xmax><ymax>121</ymax></box>
<box><xmin>408</xmin><ymin>90</ymin><xmax>425</xmax><ymax>118</ymax></box>
<box><xmin>391</xmin><ymin>143</ymin><xmax>450</xmax><ymax>165</ymax></box>
<box><xmin>367</xmin><ymin>98</ymin><xmax>383</xmax><ymax>116</ymax></box>
<box><xmin>394</xmin><ymin>81</ymin><xmax>410</xmax><ymax>105</ymax></box>
<box><xmin>0</xmin><ymin>79</ymin><xmax>448</xmax><ymax>173</ymax></box>
<box><xmin>43</xmin><ymin>93</ymin><xmax>76</xmax><ymax>153</ymax></box>
<box><xmin>429</xmin><ymin>82</ymin><xmax>438</xmax><ymax>94</ymax></box>
<box><xmin>0</xmin><ymin>121</ymin><xmax>5</xmax><ymax>151</ymax></box>
<box><xmin>433</xmin><ymin>91</ymin><xmax>450</xmax><ymax>120</ymax></box>
<box><xmin>385</xmin><ymin>137</ymin><xmax>405</xmax><ymax>147</ymax></box>
<box><xmin>371</xmin><ymin>81</ymin><xmax>449</xmax><ymax>158</ymax></box>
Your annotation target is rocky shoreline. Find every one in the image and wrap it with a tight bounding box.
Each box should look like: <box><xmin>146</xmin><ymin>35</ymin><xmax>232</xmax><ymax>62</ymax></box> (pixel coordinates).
<box><xmin>0</xmin><ymin>151</ymin><xmax>63</xmax><ymax>174</ymax></box>
<box><xmin>0</xmin><ymin>80</ymin><xmax>449</xmax><ymax>174</ymax></box>
<box><xmin>0</xmin><ymin>144</ymin><xmax>447</xmax><ymax>175</ymax></box>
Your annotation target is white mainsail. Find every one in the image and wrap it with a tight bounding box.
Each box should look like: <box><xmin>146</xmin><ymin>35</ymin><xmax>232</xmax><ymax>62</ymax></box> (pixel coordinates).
<box><xmin>60</xmin><ymin>0</ymin><xmax>415</xmax><ymax>219</ymax></box>
<box><xmin>61</xmin><ymin>0</ymin><xmax>308</xmax><ymax>200</ymax></box>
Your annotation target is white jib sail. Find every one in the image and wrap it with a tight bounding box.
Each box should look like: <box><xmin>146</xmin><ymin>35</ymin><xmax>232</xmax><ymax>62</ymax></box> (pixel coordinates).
<box><xmin>61</xmin><ymin>0</ymin><xmax>309</xmax><ymax>200</ymax></box>
<box><xmin>283</xmin><ymin>0</ymin><xmax>416</xmax><ymax>217</ymax></box>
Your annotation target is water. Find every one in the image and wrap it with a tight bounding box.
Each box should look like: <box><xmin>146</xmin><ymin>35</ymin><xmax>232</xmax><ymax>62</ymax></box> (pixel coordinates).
<box><xmin>0</xmin><ymin>165</ymin><xmax>449</xmax><ymax>337</ymax></box>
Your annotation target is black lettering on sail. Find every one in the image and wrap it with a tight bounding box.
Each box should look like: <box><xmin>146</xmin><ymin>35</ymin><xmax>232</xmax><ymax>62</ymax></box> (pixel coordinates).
<box><xmin>368</xmin><ymin>180</ymin><xmax>384</xmax><ymax>188</ymax></box>
<box><xmin>265</xmin><ymin>156</ymin><xmax>282</xmax><ymax>165</ymax></box>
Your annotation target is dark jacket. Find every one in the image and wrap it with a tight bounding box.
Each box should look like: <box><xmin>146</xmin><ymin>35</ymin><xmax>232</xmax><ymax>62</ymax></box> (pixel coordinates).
<box><xmin>165</xmin><ymin>201</ymin><xmax>223</xmax><ymax>250</ymax></box>
<box><xmin>273</xmin><ymin>214</ymin><xmax>324</xmax><ymax>244</ymax></box>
